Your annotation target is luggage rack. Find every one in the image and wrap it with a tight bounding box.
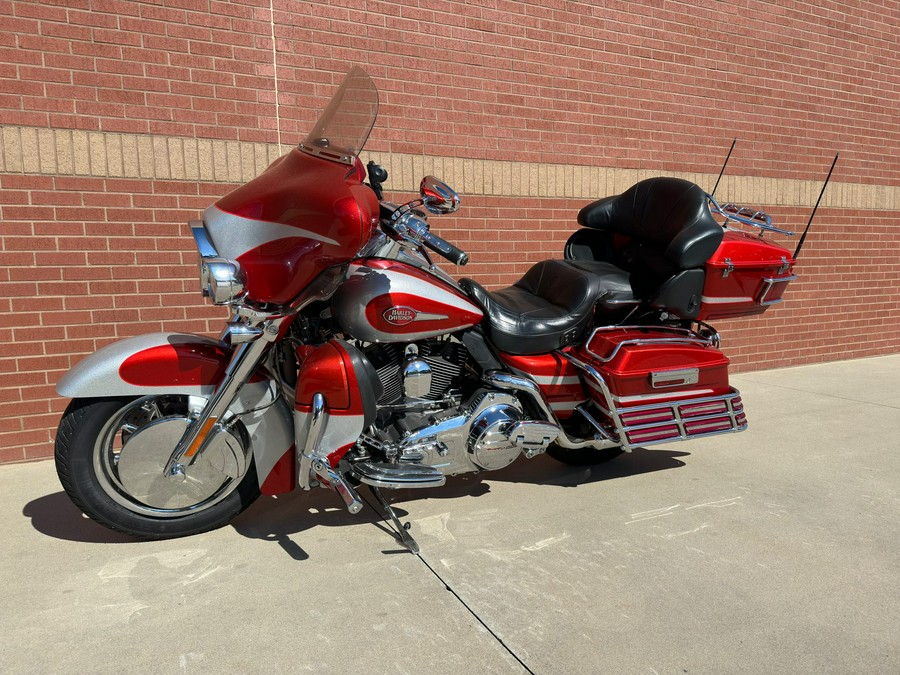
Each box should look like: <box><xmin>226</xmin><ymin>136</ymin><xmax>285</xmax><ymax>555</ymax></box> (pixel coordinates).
<box><xmin>559</xmin><ymin>351</ymin><xmax>748</xmax><ymax>452</ymax></box>
<box><xmin>707</xmin><ymin>194</ymin><xmax>795</xmax><ymax>238</ymax></box>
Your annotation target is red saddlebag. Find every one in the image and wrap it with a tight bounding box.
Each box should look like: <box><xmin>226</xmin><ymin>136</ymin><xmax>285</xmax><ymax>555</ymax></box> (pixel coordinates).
<box><xmin>574</xmin><ymin>327</ymin><xmax>747</xmax><ymax>449</ymax></box>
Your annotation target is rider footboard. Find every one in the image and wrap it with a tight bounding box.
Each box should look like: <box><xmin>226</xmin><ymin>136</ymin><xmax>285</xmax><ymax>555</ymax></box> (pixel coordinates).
<box><xmin>571</xmin><ymin>327</ymin><xmax>747</xmax><ymax>450</ymax></box>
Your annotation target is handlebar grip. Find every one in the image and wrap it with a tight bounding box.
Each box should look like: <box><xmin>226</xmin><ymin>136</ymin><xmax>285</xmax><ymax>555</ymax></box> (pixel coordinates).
<box><xmin>421</xmin><ymin>230</ymin><xmax>469</xmax><ymax>266</ymax></box>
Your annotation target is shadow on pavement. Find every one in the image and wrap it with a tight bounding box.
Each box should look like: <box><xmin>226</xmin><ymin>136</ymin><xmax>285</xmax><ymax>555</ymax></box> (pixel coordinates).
<box><xmin>230</xmin><ymin>446</ymin><xmax>689</xmax><ymax>556</ymax></box>
<box><xmin>23</xmin><ymin>491</ymin><xmax>139</xmax><ymax>544</ymax></box>
<box><xmin>22</xmin><ymin>446</ymin><xmax>689</xmax><ymax>553</ymax></box>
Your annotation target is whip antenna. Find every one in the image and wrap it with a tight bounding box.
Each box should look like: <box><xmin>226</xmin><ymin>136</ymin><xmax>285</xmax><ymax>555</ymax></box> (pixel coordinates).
<box><xmin>710</xmin><ymin>138</ymin><xmax>737</xmax><ymax>199</ymax></box>
<box><xmin>793</xmin><ymin>153</ymin><xmax>839</xmax><ymax>260</ymax></box>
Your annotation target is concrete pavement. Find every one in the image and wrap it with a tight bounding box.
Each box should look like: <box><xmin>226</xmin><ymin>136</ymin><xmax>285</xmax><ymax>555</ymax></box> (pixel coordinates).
<box><xmin>1</xmin><ymin>355</ymin><xmax>898</xmax><ymax>674</ymax></box>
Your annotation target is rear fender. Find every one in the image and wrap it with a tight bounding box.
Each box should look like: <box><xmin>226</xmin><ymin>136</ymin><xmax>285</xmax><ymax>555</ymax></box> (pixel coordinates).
<box><xmin>55</xmin><ymin>333</ymin><xmax>295</xmax><ymax>495</ymax></box>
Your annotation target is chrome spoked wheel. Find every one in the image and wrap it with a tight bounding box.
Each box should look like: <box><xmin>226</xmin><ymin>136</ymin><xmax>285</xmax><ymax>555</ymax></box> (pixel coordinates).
<box><xmin>93</xmin><ymin>395</ymin><xmax>250</xmax><ymax>517</ymax></box>
<box><xmin>55</xmin><ymin>395</ymin><xmax>260</xmax><ymax>539</ymax></box>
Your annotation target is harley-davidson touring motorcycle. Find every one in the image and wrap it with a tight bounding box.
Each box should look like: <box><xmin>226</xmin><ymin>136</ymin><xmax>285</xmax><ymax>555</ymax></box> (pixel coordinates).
<box><xmin>54</xmin><ymin>67</ymin><xmax>831</xmax><ymax>550</ymax></box>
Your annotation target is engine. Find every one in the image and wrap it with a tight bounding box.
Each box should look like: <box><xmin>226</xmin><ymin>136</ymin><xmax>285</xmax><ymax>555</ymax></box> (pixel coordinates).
<box><xmin>356</xmin><ymin>338</ymin><xmax>559</xmax><ymax>477</ymax></box>
<box><xmin>364</xmin><ymin>338</ymin><xmax>468</xmax><ymax>404</ymax></box>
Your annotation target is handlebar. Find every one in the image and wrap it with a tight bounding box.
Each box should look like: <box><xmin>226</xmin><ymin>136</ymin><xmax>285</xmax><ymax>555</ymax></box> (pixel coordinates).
<box><xmin>421</xmin><ymin>230</ymin><xmax>468</xmax><ymax>266</ymax></box>
<box><xmin>387</xmin><ymin>212</ymin><xmax>469</xmax><ymax>266</ymax></box>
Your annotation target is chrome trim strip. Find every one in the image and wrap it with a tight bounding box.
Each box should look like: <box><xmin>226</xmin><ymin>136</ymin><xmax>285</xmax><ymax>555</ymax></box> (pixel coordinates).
<box><xmin>651</xmin><ymin>368</ymin><xmax>699</xmax><ymax>389</ymax></box>
<box><xmin>700</xmin><ymin>295</ymin><xmax>754</xmax><ymax>304</ymax></box>
<box><xmin>298</xmin><ymin>142</ymin><xmax>353</xmax><ymax>165</ymax></box>
<box><xmin>758</xmin><ymin>275</ymin><xmax>798</xmax><ymax>305</ymax></box>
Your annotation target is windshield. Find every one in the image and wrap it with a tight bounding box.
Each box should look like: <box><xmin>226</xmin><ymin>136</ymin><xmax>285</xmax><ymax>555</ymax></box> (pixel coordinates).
<box><xmin>300</xmin><ymin>66</ymin><xmax>378</xmax><ymax>165</ymax></box>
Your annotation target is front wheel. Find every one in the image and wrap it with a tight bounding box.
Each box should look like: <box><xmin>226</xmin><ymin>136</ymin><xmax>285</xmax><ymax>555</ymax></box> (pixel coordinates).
<box><xmin>55</xmin><ymin>396</ymin><xmax>260</xmax><ymax>539</ymax></box>
<box><xmin>546</xmin><ymin>445</ymin><xmax>624</xmax><ymax>466</ymax></box>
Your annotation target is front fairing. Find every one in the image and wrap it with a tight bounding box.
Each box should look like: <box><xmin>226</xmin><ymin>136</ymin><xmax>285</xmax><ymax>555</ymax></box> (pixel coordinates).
<box><xmin>203</xmin><ymin>67</ymin><xmax>381</xmax><ymax>306</ymax></box>
<box><xmin>207</xmin><ymin>150</ymin><xmax>379</xmax><ymax>305</ymax></box>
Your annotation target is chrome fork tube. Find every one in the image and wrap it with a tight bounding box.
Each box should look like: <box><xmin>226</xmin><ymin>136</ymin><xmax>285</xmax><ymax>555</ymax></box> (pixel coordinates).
<box><xmin>162</xmin><ymin>315</ymin><xmax>284</xmax><ymax>477</ymax></box>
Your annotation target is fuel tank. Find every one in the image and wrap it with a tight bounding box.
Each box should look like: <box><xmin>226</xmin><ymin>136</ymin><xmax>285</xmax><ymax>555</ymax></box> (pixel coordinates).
<box><xmin>332</xmin><ymin>260</ymin><xmax>483</xmax><ymax>342</ymax></box>
<box><xmin>204</xmin><ymin>149</ymin><xmax>379</xmax><ymax>305</ymax></box>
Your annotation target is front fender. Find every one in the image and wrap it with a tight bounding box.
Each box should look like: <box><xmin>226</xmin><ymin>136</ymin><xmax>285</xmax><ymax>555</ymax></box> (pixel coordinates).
<box><xmin>56</xmin><ymin>333</ymin><xmax>295</xmax><ymax>495</ymax></box>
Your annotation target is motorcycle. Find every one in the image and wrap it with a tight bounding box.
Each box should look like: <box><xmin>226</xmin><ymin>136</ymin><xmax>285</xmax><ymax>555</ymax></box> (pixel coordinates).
<box><xmin>53</xmin><ymin>67</ymin><xmax>834</xmax><ymax>551</ymax></box>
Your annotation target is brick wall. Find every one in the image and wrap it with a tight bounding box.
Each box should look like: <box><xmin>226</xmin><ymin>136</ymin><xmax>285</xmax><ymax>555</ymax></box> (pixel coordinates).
<box><xmin>1</xmin><ymin>0</ymin><xmax>898</xmax><ymax>463</ymax></box>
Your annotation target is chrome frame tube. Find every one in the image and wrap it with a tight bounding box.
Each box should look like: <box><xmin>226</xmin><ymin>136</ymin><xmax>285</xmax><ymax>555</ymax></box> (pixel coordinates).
<box><xmin>482</xmin><ymin>370</ymin><xmax>618</xmax><ymax>451</ymax></box>
<box><xmin>297</xmin><ymin>393</ymin><xmax>327</xmax><ymax>490</ymax></box>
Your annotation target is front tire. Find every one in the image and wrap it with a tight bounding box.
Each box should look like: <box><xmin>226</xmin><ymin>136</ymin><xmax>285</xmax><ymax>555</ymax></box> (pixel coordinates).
<box><xmin>55</xmin><ymin>396</ymin><xmax>260</xmax><ymax>539</ymax></box>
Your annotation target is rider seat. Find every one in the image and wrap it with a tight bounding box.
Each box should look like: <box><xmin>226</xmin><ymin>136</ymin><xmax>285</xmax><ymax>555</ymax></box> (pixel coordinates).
<box><xmin>459</xmin><ymin>259</ymin><xmax>633</xmax><ymax>355</ymax></box>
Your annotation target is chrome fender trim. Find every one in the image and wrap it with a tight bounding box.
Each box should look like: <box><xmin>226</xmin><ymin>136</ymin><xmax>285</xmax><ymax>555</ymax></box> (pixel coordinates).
<box><xmin>55</xmin><ymin>332</ymin><xmax>293</xmax><ymax>490</ymax></box>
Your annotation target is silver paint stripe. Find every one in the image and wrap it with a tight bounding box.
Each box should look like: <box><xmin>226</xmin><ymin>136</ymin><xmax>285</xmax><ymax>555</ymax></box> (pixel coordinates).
<box><xmin>615</xmin><ymin>388</ymin><xmax>716</xmax><ymax>404</ymax></box>
<box><xmin>549</xmin><ymin>399</ymin><xmax>588</xmax><ymax>411</ymax></box>
<box><xmin>204</xmin><ymin>204</ymin><xmax>340</xmax><ymax>260</ymax></box>
<box><xmin>531</xmin><ymin>375</ymin><xmax>582</xmax><ymax>386</ymax></box>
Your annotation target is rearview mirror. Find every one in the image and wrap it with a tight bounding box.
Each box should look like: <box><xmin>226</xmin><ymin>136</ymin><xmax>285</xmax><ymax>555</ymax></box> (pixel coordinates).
<box><xmin>420</xmin><ymin>176</ymin><xmax>460</xmax><ymax>215</ymax></box>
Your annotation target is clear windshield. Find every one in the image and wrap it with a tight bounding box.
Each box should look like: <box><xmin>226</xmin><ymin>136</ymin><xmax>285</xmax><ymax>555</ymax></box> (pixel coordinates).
<box><xmin>300</xmin><ymin>66</ymin><xmax>378</xmax><ymax>165</ymax></box>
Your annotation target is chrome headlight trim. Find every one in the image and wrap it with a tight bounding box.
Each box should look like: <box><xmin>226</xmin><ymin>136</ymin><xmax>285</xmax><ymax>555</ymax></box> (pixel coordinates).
<box><xmin>200</xmin><ymin>257</ymin><xmax>246</xmax><ymax>305</ymax></box>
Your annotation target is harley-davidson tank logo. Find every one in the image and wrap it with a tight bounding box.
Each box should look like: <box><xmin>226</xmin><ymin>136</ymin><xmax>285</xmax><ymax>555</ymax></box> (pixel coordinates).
<box><xmin>382</xmin><ymin>306</ymin><xmax>419</xmax><ymax>326</ymax></box>
<box><xmin>382</xmin><ymin>306</ymin><xmax>450</xmax><ymax>326</ymax></box>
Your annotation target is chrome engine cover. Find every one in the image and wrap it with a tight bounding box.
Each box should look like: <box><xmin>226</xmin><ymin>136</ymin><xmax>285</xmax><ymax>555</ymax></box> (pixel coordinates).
<box><xmin>467</xmin><ymin>397</ymin><xmax>523</xmax><ymax>470</ymax></box>
<box><xmin>389</xmin><ymin>390</ymin><xmax>533</xmax><ymax>476</ymax></box>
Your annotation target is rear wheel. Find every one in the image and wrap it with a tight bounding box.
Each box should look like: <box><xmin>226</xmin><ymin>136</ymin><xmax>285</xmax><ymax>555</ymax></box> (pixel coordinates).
<box><xmin>546</xmin><ymin>445</ymin><xmax>624</xmax><ymax>466</ymax></box>
<box><xmin>55</xmin><ymin>396</ymin><xmax>260</xmax><ymax>539</ymax></box>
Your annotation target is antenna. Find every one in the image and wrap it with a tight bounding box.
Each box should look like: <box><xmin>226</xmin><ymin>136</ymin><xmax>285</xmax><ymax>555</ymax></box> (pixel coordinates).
<box><xmin>793</xmin><ymin>153</ymin><xmax>839</xmax><ymax>260</ymax></box>
<box><xmin>710</xmin><ymin>138</ymin><xmax>736</xmax><ymax>199</ymax></box>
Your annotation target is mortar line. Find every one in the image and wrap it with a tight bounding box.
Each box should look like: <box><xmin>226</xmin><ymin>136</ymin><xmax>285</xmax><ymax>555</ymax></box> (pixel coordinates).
<box><xmin>269</xmin><ymin>0</ymin><xmax>282</xmax><ymax>149</ymax></box>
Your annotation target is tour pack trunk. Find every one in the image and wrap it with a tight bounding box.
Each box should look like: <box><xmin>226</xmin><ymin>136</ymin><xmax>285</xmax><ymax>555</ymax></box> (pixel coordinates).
<box><xmin>696</xmin><ymin>230</ymin><xmax>797</xmax><ymax>321</ymax></box>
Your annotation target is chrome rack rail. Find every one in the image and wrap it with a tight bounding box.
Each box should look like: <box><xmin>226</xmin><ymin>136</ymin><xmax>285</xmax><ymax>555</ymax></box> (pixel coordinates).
<box><xmin>583</xmin><ymin>325</ymin><xmax>719</xmax><ymax>364</ymax></box>
<box><xmin>707</xmin><ymin>194</ymin><xmax>795</xmax><ymax>237</ymax></box>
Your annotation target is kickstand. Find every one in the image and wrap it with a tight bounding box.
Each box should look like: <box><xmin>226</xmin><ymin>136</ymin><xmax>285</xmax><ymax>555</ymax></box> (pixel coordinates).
<box><xmin>369</xmin><ymin>486</ymin><xmax>419</xmax><ymax>554</ymax></box>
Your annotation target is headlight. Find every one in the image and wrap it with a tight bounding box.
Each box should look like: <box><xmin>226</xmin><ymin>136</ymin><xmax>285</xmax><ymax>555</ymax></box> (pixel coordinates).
<box><xmin>200</xmin><ymin>258</ymin><xmax>245</xmax><ymax>305</ymax></box>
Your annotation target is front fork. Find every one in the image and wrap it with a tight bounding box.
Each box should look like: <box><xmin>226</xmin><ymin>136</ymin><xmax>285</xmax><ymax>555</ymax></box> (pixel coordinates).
<box><xmin>163</xmin><ymin>265</ymin><xmax>347</xmax><ymax>482</ymax></box>
<box><xmin>163</xmin><ymin>309</ymin><xmax>287</xmax><ymax>478</ymax></box>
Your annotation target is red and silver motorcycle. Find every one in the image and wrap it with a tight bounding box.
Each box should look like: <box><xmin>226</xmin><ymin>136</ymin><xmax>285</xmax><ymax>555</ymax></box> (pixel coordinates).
<box><xmin>54</xmin><ymin>68</ymin><xmax>832</xmax><ymax>550</ymax></box>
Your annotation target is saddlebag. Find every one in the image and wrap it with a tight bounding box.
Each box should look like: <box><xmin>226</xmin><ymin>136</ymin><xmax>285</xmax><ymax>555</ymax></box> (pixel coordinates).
<box><xmin>573</xmin><ymin>327</ymin><xmax>747</xmax><ymax>449</ymax></box>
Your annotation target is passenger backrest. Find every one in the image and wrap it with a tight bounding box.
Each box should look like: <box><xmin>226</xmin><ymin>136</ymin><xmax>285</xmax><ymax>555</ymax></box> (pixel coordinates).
<box><xmin>575</xmin><ymin>178</ymin><xmax>724</xmax><ymax>318</ymax></box>
<box><xmin>577</xmin><ymin>177</ymin><xmax>723</xmax><ymax>270</ymax></box>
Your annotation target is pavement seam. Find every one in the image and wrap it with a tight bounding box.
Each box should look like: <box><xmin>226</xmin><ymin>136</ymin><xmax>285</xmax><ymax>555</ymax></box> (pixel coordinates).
<box><xmin>361</xmin><ymin>490</ymin><xmax>534</xmax><ymax>674</ymax></box>
<box><xmin>731</xmin><ymin>377</ymin><xmax>900</xmax><ymax>410</ymax></box>
<box><xmin>415</xmin><ymin>551</ymin><xmax>535</xmax><ymax>675</ymax></box>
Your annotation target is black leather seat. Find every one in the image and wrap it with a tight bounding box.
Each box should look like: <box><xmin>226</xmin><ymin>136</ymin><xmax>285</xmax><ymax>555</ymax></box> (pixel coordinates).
<box><xmin>459</xmin><ymin>259</ymin><xmax>626</xmax><ymax>355</ymax></box>
<box><xmin>562</xmin><ymin>259</ymin><xmax>637</xmax><ymax>312</ymax></box>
